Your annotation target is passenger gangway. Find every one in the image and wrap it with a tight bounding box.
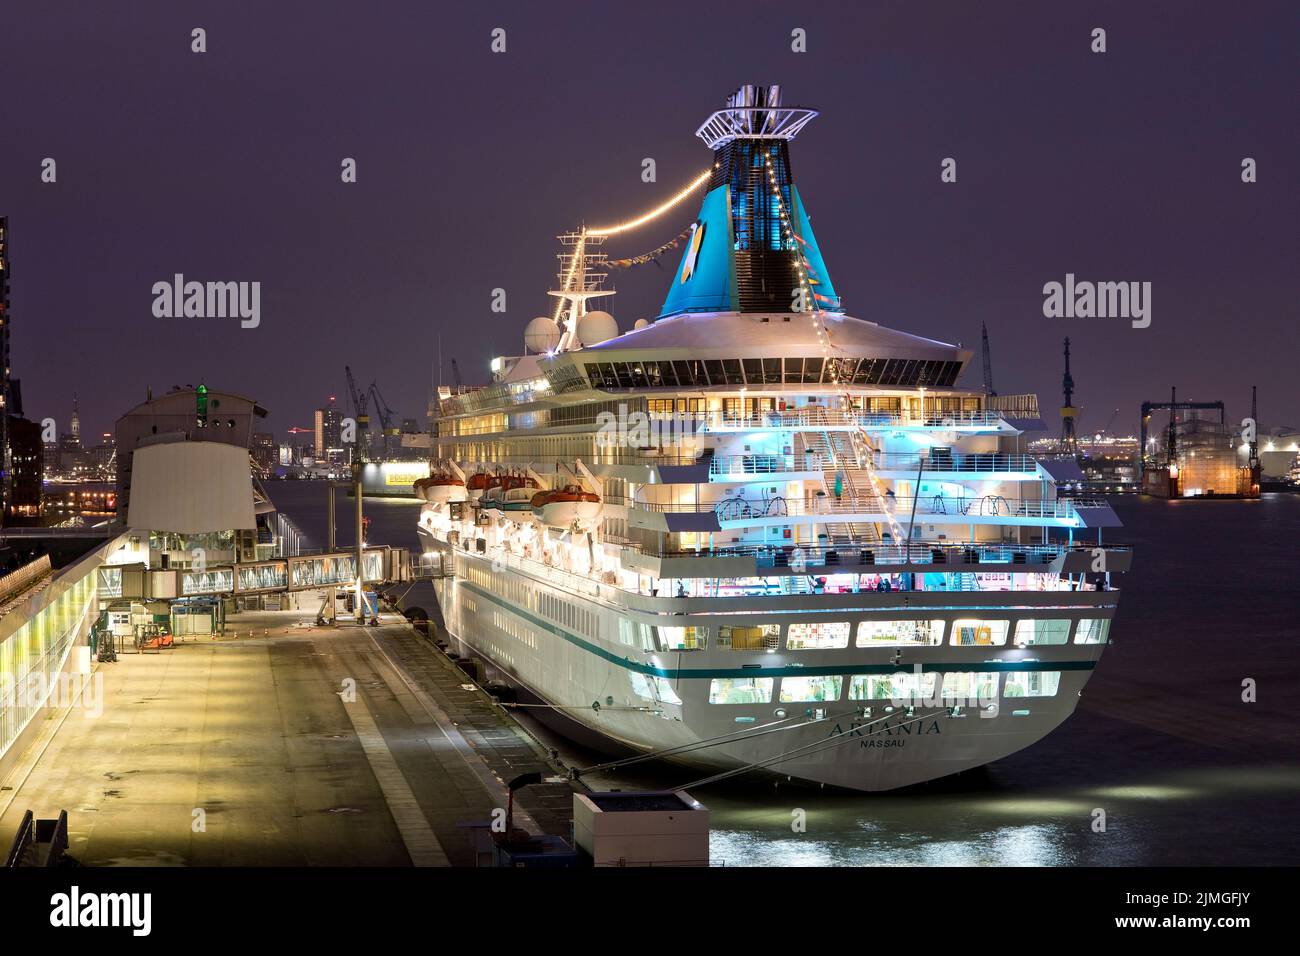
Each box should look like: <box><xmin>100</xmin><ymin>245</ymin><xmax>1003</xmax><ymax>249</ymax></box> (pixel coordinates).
<box><xmin>97</xmin><ymin>545</ymin><xmax>413</xmax><ymax>602</ymax></box>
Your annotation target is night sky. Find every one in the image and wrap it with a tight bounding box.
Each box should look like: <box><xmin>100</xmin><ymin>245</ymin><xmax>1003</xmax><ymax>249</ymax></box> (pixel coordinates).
<box><xmin>1</xmin><ymin>1</ymin><xmax>1295</xmax><ymax>442</ymax></box>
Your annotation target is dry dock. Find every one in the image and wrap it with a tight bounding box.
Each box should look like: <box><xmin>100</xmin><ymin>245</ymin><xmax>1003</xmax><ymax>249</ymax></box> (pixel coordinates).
<box><xmin>0</xmin><ymin>603</ymin><xmax>574</xmax><ymax>866</ymax></box>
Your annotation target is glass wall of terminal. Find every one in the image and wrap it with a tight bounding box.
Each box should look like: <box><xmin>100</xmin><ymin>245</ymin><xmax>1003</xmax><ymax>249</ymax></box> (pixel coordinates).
<box><xmin>0</xmin><ymin>553</ymin><xmax>100</xmax><ymax>762</ymax></box>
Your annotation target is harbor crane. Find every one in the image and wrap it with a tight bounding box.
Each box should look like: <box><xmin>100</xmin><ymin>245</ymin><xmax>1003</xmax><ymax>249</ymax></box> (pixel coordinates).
<box><xmin>344</xmin><ymin>366</ymin><xmax>370</xmax><ymax>428</ymax></box>
<box><xmin>368</xmin><ymin>381</ymin><xmax>402</xmax><ymax>457</ymax></box>
<box><xmin>344</xmin><ymin>365</ymin><xmax>377</xmax><ymax>456</ymax></box>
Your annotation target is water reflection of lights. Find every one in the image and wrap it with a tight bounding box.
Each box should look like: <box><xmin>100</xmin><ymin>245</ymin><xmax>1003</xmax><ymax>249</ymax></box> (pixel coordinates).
<box><xmin>1089</xmin><ymin>784</ymin><xmax>1200</xmax><ymax>801</ymax></box>
<box><xmin>694</xmin><ymin>767</ymin><xmax>1300</xmax><ymax>866</ymax></box>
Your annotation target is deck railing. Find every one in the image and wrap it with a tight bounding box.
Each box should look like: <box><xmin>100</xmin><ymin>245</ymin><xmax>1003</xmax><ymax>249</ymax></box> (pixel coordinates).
<box><xmin>870</xmin><ymin>453</ymin><xmax>1041</xmax><ymax>473</ymax></box>
<box><xmin>627</xmin><ymin>539</ymin><xmax>1128</xmax><ymax>568</ymax></box>
<box><xmin>627</xmin><ymin>494</ymin><xmax>1093</xmax><ymax>522</ymax></box>
<box><xmin>709</xmin><ymin>454</ymin><xmax>799</xmax><ymax>475</ymax></box>
<box><xmin>442</xmin><ymin>408</ymin><xmax>1011</xmax><ymax>438</ymax></box>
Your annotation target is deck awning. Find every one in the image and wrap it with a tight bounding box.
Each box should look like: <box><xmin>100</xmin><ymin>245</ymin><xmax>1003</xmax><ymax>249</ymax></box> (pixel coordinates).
<box><xmin>1037</xmin><ymin>456</ymin><xmax>1087</xmax><ymax>482</ymax></box>
<box><xmin>1072</xmin><ymin>501</ymin><xmax>1123</xmax><ymax>528</ymax></box>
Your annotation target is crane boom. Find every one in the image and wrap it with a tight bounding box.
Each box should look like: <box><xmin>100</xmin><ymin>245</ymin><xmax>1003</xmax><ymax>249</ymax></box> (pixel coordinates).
<box><xmin>368</xmin><ymin>382</ymin><xmax>400</xmax><ymax>436</ymax></box>
<box><xmin>344</xmin><ymin>366</ymin><xmax>369</xmax><ymax>421</ymax></box>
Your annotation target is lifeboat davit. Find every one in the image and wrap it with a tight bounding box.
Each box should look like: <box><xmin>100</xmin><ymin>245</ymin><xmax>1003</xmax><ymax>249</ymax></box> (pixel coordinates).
<box><xmin>414</xmin><ymin>473</ymin><xmax>467</xmax><ymax>505</ymax></box>
<box><xmin>531</xmin><ymin>484</ymin><xmax>603</xmax><ymax>528</ymax></box>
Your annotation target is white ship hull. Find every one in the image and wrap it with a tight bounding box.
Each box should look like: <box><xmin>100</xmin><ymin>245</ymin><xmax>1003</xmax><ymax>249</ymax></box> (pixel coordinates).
<box><xmin>429</xmin><ymin>546</ymin><xmax>1111</xmax><ymax>792</ymax></box>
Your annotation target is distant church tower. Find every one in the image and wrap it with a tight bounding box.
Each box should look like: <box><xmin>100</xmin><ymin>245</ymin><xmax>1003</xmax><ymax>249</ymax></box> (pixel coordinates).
<box><xmin>1060</xmin><ymin>338</ymin><xmax>1078</xmax><ymax>454</ymax></box>
<box><xmin>70</xmin><ymin>393</ymin><xmax>82</xmax><ymax>447</ymax></box>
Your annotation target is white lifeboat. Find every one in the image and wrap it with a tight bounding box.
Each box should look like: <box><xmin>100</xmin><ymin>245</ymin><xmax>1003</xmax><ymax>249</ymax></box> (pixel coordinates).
<box><xmin>531</xmin><ymin>484</ymin><xmax>603</xmax><ymax>529</ymax></box>
<box><xmin>414</xmin><ymin>473</ymin><xmax>467</xmax><ymax>505</ymax></box>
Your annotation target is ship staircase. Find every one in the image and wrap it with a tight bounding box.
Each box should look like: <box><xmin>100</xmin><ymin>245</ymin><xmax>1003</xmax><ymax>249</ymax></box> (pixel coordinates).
<box><xmin>793</xmin><ymin>431</ymin><xmax>881</xmax><ymax>549</ymax></box>
<box><xmin>779</xmin><ymin>574</ymin><xmax>814</xmax><ymax>595</ymax></box>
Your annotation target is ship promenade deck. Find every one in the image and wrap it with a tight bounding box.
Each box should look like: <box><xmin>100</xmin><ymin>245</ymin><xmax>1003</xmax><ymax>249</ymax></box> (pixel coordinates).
<box><xmin>0</xmin><ymin>601</ymin><xmax>574</xmax><ymax>866</ymax></box>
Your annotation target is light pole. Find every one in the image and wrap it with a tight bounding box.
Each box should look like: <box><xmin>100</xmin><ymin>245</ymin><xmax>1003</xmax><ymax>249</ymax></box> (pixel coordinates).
<box><xmin>353</xmin><ymin>415</ymin><xmax>368</xmax><ymax>625</ymax></box>
<box><xmin>319</xmin><ymin>480</ymin><xmax>337</xmax><ymax>626</ymax></box>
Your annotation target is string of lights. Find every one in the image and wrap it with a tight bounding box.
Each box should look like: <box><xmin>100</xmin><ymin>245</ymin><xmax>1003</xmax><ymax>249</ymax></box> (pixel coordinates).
<box><xmin>551</xmin><ymin>168</ymin><xmax>711</xmax><ymax>323</ymax></box>
<box><xmin>586</xmin><ymin>169</ymin><xmax>711</xmax><ymax>237</ymax></box>
<box><xmin>763</xmin><ymin>154</ymin><xmax>910</xmax><ymax>547</ymax></box>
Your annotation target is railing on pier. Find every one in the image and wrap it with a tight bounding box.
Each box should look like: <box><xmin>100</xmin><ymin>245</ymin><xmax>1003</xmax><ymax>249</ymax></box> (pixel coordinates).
<box><xmin>0</xmin><ymin>555</ymin><xmax>53</xmax><ymax>608</ymax></box>
<box><xmin>4</xmin><ymin>809</ymin><xmax>70</xmax><ymax>868</ymax></box>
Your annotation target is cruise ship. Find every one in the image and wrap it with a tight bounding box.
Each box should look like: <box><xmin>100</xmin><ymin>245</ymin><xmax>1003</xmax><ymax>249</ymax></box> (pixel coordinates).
<box><xmin>416</xmin><ymin>85</ymin><xmax>1129</xmax><ymax>791</ymax></box>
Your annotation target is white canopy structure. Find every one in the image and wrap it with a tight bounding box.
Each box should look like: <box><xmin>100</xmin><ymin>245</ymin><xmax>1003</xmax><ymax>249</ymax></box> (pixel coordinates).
<box><xmin>125</xmin><ymin>441</ymin><xmax>256</xmax><ymax>533</ymax></box>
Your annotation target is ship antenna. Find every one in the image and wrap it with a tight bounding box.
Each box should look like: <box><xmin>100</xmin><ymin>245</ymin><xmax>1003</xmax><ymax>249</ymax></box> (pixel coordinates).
<box><xmin>548</xmin><ymin>227</ymin><xmax>615</xmax><ymax>352</ymax></box>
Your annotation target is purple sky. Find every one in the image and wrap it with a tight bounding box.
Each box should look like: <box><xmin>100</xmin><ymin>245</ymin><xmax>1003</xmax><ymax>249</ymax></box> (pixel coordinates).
<box><xmin>1</xmin><ymin>1</ymin><xmax>1295</xmax><ymax>442</ymax></box>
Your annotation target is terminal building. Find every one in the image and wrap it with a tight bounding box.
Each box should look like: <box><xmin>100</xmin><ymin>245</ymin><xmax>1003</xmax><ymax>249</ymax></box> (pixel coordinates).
<box><xmin>1</xmin><ymin>385</ymin><xmax>410</xmax><ymax>775</ymax></box>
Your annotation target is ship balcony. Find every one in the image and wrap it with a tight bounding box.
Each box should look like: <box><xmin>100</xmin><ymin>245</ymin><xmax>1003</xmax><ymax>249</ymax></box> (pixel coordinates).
<box><xmin>615</xmin><ymin>538</ymin><xmax>1133</xmax><ymax>581</ymax></box>
<box><xmin>622</xmin><ymin>494</ymin><xmax>1103</xmax><ymax>533</ymax></box>
<box><xmin>699</xmin><ymin>409</ymin><xmax>1015</xmax><ymax>435</ymax></box>
<box><xmin>451</xmin><ymin>541</ymin><xmax>1123</xmax><ymax>618</ymax></box>
<box><xmin>868</xmin><ymin>452</ymin><xmax>1043</xmax><ymax>481</ymax></box>
<box><xmin>707</xmin><ymin>454</ymin><xmax>820</xmax><ymax>483</ymax></box>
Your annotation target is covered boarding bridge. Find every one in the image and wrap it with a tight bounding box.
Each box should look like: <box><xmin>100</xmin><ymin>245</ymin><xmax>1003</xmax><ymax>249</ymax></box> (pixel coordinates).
<box><xmin>97</xmin><ymin>541</ymin><xmax>411</xmax><ymax>602</ymax></box>
<box><xmin>110</xmin><ymin>437</ymin><xmax>411</xmax><ymax>617</ymax></box>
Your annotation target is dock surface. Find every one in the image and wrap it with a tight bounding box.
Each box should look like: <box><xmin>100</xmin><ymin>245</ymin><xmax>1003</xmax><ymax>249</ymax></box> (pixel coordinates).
<box><xmin>0</xmin><ymin>607</ymin><xmax>574</xmax><ymax>866</ymax></box>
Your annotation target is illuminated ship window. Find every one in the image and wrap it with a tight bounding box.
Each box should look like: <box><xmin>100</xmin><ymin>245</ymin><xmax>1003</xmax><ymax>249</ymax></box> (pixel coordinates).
<box><xmin>940</xmin><ymin>672</ymin><xmax>999</xmax><ymax>706</ymax></box>
<box><xmin>716</xmin><ymin>624</ymin><xmax>780</xmax><ymax>650</ymax></box>
<box><xmin>779</xmin><ymin>675</ymin><xmax>843</xmax><ymax>703</ymax></box>
<box><xmin>950</xmin><ymin>620</ymin><xmax>1010</xmax><ymax>647</ymax></box>
<box><xmin>1003</xmin><ymin>672</ymin><xmax>1062</xmax><ymax>698</ymax></box>
<box><xmin>708</xmin><ymin>677</ymin><xmax>774</xmax><ymax>705</ymax></box>
<box><xmin>656</xmin><ymin>625</ymin><xmax>707</xmax><ymax>651</ymax></box>
<box><xmin>584</xmin><ymin>357</ymin><xmax>962</xmax><ymax>390</ymax></box>
<box><xmin>856</xmin><ymin>620</ymin><xmax>945</xmax><ymax>647</ymax></box>
<box><xmin>1012</xmin><ymin>619</ymin><xmax>1071</xmax><ymax>646</ymax></box>
<box><xmin>1074</xmin><ymin>619</ymin><xmax>1110</xmax><ymax>644</ymax></box>
<box><xmin>786</xmin><ymin>621</ymin><xmax>849</xmax><ymax>650</ymax></box>
<box><xmin>850</xmin><ymin>672</ymin><xmax>938</xmax><ymax>702</ymax></box>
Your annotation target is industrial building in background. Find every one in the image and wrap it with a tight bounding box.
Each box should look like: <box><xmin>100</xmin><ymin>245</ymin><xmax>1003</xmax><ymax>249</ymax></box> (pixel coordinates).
<box><xmin>1139</xmin><ymin>388</ymin><xmax>1259</xmax><ymax>498</ymax></box>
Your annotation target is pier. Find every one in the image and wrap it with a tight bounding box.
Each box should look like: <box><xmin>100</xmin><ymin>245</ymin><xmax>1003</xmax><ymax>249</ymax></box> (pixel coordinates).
<box><xmin>0</xmin><ymin>602</ymin><xmax>575</xmax><ymax>866</ymax></box>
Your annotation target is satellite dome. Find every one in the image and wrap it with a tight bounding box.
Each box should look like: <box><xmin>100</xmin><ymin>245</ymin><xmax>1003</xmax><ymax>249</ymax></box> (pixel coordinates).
<box><xmin>523</xmin><ymin>316</ymin><xmax>562</xmax><ymax>353</ymax></box>
<box><xmin>577</xmin><ymin>310</ymin><xmax>618</xmax><ymax>347</ymax></box>
<box><xmin>633</xmin><ymin>318</ymin><xmax>650</xmax><ymax>330</ymax></box>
